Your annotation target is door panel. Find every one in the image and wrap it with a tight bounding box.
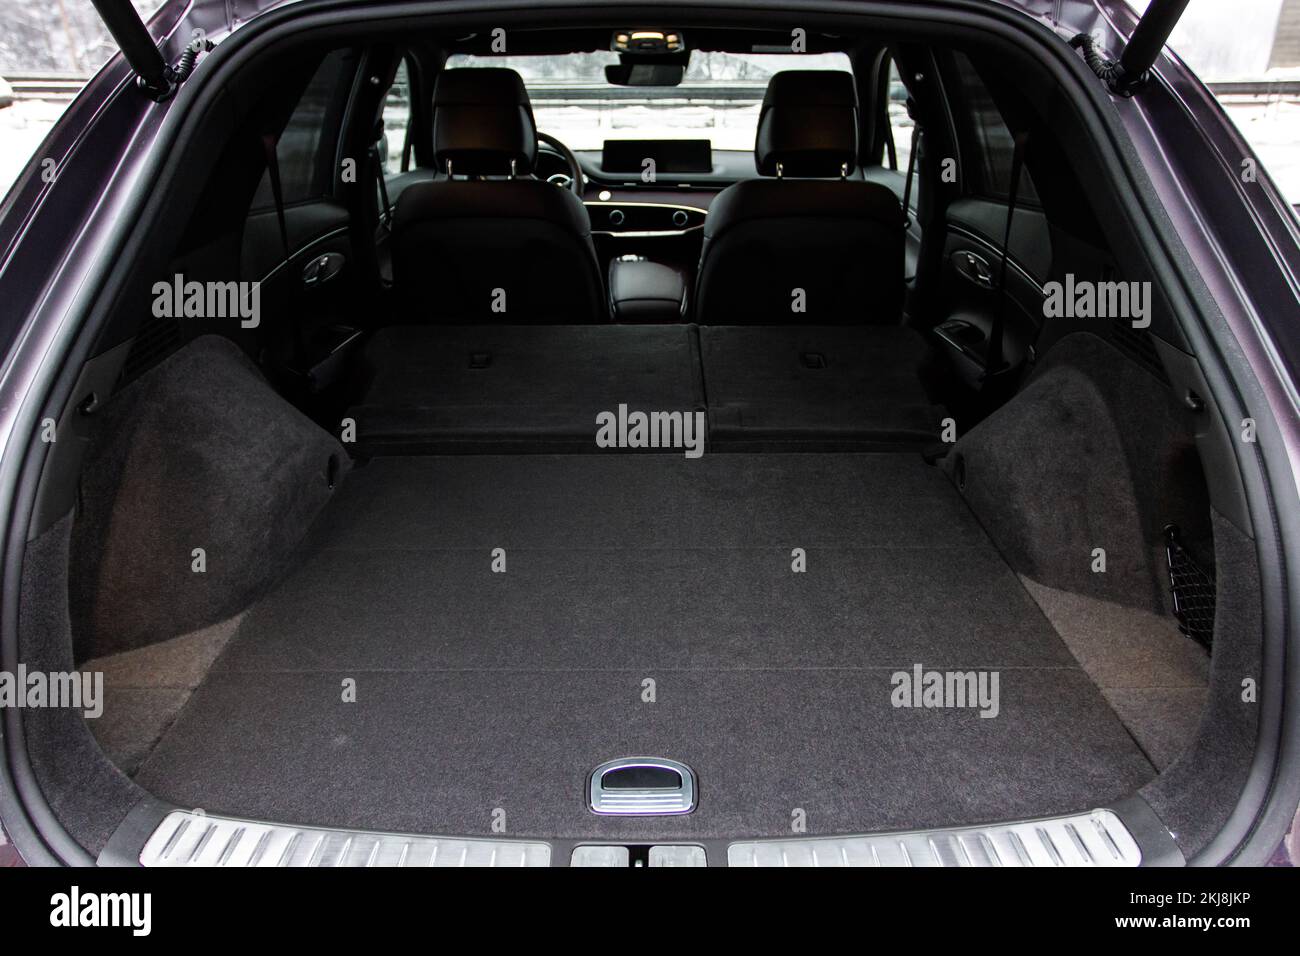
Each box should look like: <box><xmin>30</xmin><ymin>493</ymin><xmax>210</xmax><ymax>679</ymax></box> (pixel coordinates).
<box><xmin>240</xmin><ymin>47</ymin><xmax>372</xmax><ymax>396</ymax></box>
<box><xmin>243</xmin><ymin>201</ymin><xmax>351</xmax><ymax>282</ymax></box>
<box><xmin>933</xmin><ymin>214</ymin><xmax>1046</xmax><ymax>392</ymax></box>
<box><xmin>927</xmin><ymin>51</ymin><xmax>1049</xmax><ymax>397</ymax></box>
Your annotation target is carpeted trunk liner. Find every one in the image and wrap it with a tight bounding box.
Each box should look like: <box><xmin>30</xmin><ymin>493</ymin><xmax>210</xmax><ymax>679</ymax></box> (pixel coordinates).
<box><xmin>133</xmin><ymin>453</ymin><xmax>1156</xmax><ymax>839</ymax></box>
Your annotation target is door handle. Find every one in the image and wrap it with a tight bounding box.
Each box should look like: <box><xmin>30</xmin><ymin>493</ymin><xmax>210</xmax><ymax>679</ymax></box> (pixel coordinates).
<box><xmin>952</xmin><ymin>249</ymin><xmax>995</xmax><ymax>289</ymax></box>
<box><xmin>302</xmin><ymin>251</ymin><xmax>345</xmax><ymax>288</ymax></box>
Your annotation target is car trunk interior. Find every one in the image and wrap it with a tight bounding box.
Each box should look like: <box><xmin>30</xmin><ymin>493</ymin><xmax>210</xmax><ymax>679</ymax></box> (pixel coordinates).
<box><xmin>9</xmin><ymin>11</ymin><xmax>1265</xmax><ymax>864</ymax></box>
<box><xmin>27</xmin><ymin>320</ymin><xmax>1246</xmax><ymax>851</ymax></box>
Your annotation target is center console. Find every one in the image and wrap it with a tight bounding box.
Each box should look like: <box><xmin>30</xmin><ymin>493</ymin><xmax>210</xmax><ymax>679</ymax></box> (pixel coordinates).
<box><xmin>607</xmin><ymin>255</ymin><xmax>690</xmax><ymax>323</ymax></box>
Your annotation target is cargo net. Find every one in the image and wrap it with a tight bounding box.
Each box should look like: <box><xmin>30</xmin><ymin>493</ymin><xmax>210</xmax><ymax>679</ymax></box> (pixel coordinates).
<box><xmin>1164</xmin><ymin>525</ymin><xmax>1216</xmax><ymax>649</ymax></box>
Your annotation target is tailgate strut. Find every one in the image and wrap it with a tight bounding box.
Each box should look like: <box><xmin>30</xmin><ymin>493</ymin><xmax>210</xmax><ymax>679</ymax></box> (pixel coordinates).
<box><xmin>1069</xmin><ymin>0</ymin><xmax>1192</xmax><ymax>96</ymax></box>
<box><xmin>89</xmin><ymin>0</ymin><xmax>210</xmax><ymax>100</ymax></box>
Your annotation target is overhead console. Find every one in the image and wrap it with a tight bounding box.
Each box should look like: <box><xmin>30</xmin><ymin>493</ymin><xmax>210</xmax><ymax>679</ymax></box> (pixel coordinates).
<box><xmin>606</xmin><ymin>28</ymin><xmax>689</xmax><ymax>85</ymax></box>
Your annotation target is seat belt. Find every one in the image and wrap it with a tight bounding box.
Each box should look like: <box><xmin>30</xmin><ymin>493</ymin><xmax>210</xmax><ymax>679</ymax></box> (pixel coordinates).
<box><xmin>260</xmin><ymin>132</ymin><xmax>291</xmax><ymax>264</ymax></box>
<box><xmin>983</xmin><ymin>130</ymin><xmax>1029</xmax><ymax>381</ymax></box>
<box><xmin>259</xmin><ymin>133</ymin><xmax>291</xmax><ymax>265</ymax></box>
<box><xmin>258</xmin><ymin>131</ymin><xmax>308</xmax><ymax>367</ymax></box>
<box><xmin>901</xmin><ymin>125</ymin><xmax>921</xmax><ymax>228</ymax></box>
<box><xmin>881</xmin><ymin>91</ymin><xmax>898</xmax><ymax>171</ymax></box>
<box><xmin>901</xmin><ymin>98</ymin><xmax>922</xmax><ymax>227</ymax></box>
<box><xmin>371</xmin><ymin>143</ymin><xmax>390</xmax><ymax>230</ymax></box>
<box><xmin>371</xmin><ymin>137</ymin><xmax>393</xmax><ymax>232</ymax></box>
<box><xmin>401</xmin><ymin>123</ymin><xmax>414</xmax><ymax>173</ymax></box>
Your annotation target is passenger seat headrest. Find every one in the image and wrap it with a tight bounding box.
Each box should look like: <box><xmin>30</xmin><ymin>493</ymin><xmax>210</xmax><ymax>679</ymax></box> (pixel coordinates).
<box><xmin>754</xmin><ymin>70</ymin><xmax>859</xmax><ymax>178</ymax></box>
<box><xmin>432</xmin><ymin>68</ymin><xmax>538</xmax><ymax>176</ymax></box>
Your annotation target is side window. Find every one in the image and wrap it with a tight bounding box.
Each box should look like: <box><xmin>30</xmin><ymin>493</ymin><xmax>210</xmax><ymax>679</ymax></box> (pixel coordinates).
<box><xmin>380</xmin><ymin>58</ymin><xmax>414</xmax><ymax>176</ymax></box>
<box><xmin>885</xmin><ymin>58</ymin><xmax>914</xmax><ymax>172</ymax></box>
<box><xmin>948</xmin><ymin>51</ymin><xmax>1040</xmax><ymax>205</ymax></box>
<box><xmin>251</xmin><ymin>49</ymin><xmax>355</xmax><ymax>209</ymax></box>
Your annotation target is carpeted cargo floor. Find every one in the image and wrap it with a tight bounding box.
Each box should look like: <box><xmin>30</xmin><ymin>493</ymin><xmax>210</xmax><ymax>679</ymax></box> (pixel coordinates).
<box><xmin>131</xmin><ymin>453</ymin><xmax>1157</xmax><ymax>839</ymax></box>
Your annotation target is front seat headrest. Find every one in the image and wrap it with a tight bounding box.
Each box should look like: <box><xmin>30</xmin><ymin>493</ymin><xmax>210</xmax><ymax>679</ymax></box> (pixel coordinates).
<box><xmin>754</xmin><ymin>70</ymin><xmax>859</xmax><ymax>178</ymax></box>
<box><xmin>432</xmin><ymin>68</ymin><xmax>538</xmax><ymax>176</ymax></box>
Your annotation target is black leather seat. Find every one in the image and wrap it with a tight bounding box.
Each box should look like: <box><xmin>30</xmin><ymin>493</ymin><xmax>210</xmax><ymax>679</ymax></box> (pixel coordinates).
<box><xmin>696</xmin><ymin>71</ymin><xmax>905</xmax><ymax>324</ymax></box>
<box><xmin>391</xmin><ymin>68</ymin><xmax>604</xmax><ymax>323</ymax></box>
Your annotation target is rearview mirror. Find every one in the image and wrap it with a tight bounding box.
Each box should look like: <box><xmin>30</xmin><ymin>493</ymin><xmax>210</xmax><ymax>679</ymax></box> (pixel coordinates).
<box><xmin>604</xmin><ymin>63</ymin><xmax>685</xmax><ymax>87</ymax></box>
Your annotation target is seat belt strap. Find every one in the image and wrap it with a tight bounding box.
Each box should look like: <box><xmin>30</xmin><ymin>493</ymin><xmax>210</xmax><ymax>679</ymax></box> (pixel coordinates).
<box><xmin>401</xmin><ymin>123</ymin><xmax>414</xmax><ymax>173</ymax></box>
<box><xmin>882</xmin><ymin>90</ymin><xmax>898</xmax><ymax>171</ymax></box>
<box><xmin>260</xmin><ymin>132</ymin><xmax>291</xmax><ymax>263</ymax></box>
<box><xmin>985</xmin><ymin>130</ymin><xmax>1029</xmax><ymax>378</ymax></box>
<box><xmin>372</xmin><ymin>140</ymin><xmax>393</xmax><ymax>230</ymax></box>
<box><xmin>901</xmin><ymin>123</ymin><xmax>921</xmax><ymax>228</ymax></box>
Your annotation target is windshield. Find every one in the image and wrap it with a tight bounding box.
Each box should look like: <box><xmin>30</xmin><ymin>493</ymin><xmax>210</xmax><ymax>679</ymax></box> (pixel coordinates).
<box><xmin>444</xmin><ymin>51</ymin><xmax>852</xmax><ymax>151</ymax></box>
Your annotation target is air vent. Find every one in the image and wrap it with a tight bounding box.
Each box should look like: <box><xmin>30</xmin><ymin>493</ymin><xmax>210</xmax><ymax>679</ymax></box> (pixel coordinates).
<box><xmin>1093</xmin><ymin>260</ymin><xmax>1167</xmax><ymax>383</ymax></box>
<box><xmin>120</xmin><ymin>313</ymin><xmax>182</xmax><ymax>383</ymax></box>
<box><xmin>1108</xmin><ymin>315</ymin><xmax>1168</xmax><ymax>384</ymax></box>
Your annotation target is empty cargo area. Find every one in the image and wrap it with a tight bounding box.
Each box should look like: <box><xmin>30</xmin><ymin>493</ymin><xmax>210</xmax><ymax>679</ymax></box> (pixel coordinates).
<box><xmin>31</xmin><ymin>326</ymin><xmax>1230</xmax><ymax>851</ymax></box>
<box><xmin>8</xmin><ymin>3</ymin><xmax>1286</xmax><ymax>872</ymax></box>
<box><xmin>96</xmin><ymin>452</ymin><xmax>1157</xmax><ymax>840</ymax></box>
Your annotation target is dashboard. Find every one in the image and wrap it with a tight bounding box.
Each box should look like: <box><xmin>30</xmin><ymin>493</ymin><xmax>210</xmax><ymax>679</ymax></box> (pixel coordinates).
<box><xmin>583</xmin><ymin>201</ymin><xmax>707</xmax><ymax>237</ymax></box>
<box><xmin>536</xmin><ymin>138</ymin><xmax>757</xmax><ymax>238</ymax></box>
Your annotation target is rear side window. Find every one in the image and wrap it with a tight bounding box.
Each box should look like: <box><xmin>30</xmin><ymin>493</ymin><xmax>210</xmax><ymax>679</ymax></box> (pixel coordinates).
<box><xmin>251</xmin><ymin>49</ymin><xmax>356</xmax><ymax>209</ymax></box>
<box><xmin>380</xmin><ymin>58</ymin><xmax>414</xmax><ymax>175</ymax></box>
<box><xmin>948</xmin><ymin>51</ymin><xmax>1040</xmax><ymax>205</ymax></box>
<box><xmin>884</xmin><ymin>58</ymin><xmax>913</xmax><ymax>172</ymax></box>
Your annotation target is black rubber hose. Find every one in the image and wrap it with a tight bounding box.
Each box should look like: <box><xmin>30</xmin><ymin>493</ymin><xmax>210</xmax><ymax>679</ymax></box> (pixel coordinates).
<box><xmin>1069</xmin><ymin>33</ymin><xmax>1142</xmax><ymax>94</ymax></box>
<box><xmin>1070</xmin><ymin>34</ymin><xmax>1121</xmax><ymax>84</ymax></box>
<box><xmin>170</xmin><ymin>39</ymin><xmax>214</xmax><ymax>85</ymax></box>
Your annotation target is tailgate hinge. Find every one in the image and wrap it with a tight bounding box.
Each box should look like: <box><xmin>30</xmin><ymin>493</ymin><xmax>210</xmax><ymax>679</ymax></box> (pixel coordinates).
<box><xmin>90</xmin><ymin>0</ymin><xmax>213</xmax><ymax>101</ymax></box>
<box><xmin>1069</xmin><ymin>0</ymin><xmax>1192</xmax><ymax>97</ymax></box>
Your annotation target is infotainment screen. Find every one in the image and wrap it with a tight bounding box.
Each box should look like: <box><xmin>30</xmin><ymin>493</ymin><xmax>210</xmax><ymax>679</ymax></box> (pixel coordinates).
<box><xmin>602</xmin><ymin>139</ymin><xmax>714</xmax><ymax>174</ymax></box>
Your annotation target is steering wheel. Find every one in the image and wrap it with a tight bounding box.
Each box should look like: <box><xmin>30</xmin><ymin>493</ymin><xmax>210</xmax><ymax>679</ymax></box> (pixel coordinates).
<box><xmin>536</xmin><ymin>131</ymin><xmax>584</xmax><ymax>198</ymax></box>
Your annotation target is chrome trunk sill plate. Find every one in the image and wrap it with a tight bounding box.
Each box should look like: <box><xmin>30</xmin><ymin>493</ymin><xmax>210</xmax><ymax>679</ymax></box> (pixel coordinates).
<box><xmin>570</xmin><ymin>845</ymin><xmax>631</xmax><ymax>867</ymax></box>
<box><xmin>140</xmin><ymin>811</ymin><xmax>551</xmax><ymax>867</ymax></box>
<box><xmin>727</xmin><ymin>809</ymin><xmax>1141</xmax><ymax>867</ymax></box>
<box><xmin>570</xmin><ymin>844</ymin><xmax>707</xmax><ymax>867</ymax></box>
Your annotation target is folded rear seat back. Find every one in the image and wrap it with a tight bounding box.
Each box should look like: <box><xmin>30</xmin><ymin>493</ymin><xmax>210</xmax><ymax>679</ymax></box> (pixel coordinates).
<box><xmin>347</xmin><ymin>324</ymin><xmax>706</xmax><ymax>455</ymax></box>
<box><xmin>347</xmin><ymin>323</ymin><xmax>942</xmax><ymax>455</ymax></box>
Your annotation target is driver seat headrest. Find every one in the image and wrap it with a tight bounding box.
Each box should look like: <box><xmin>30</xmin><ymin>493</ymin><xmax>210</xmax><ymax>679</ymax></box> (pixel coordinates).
<box><xmin>432</xmin><ymin>68</ymin><xmax>538</xmax><ymax>176</ymax></box>
<box><xmin>754</xmin><ymin>70</ymin><xmax>859</xmax><ymax>178</ymax></box>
